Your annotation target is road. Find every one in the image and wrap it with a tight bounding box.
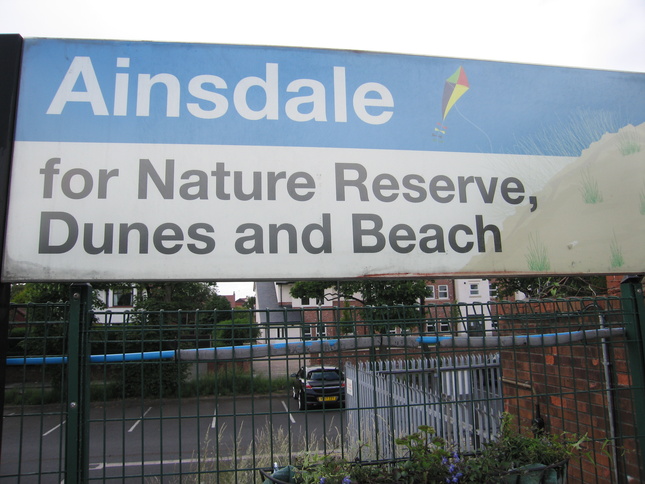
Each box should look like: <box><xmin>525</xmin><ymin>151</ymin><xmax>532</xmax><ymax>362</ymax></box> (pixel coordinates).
<box><xmin>1</xmin><ymin>394</ymin><xmax>348</xmax><ymax>483</ymax></box>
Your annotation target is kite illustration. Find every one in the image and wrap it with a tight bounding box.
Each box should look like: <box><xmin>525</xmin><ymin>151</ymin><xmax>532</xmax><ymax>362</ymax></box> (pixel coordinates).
<box><xmin>433</xmin><ymin>66</ymin><xmax>469</xmax><ymax>143</ymax></box>
<box><xmin>442</xmin><ymin>66</ymin><xmax>469</xmax><ymax>121</ymax></box>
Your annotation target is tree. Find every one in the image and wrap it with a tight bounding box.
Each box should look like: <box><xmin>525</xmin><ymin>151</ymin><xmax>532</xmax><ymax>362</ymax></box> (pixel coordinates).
<box><xmin>493</xmin><ymin>276</ymin><xmax>607</xmax><ymax>299</ymax></box>
<box><xmin>214</xmin><ymin>312</ymin><xmax>260</xmax><ymax>347</ymax></box>
<box><xmin>290</xmin><ymin>280</ymin><xmax>430</xmax><ymax>307</ymax></box>
<box><xmin>290</xmin><ymin>280</ymin><xmax>431</xmax><ymax>333</ymax></box>
<box><xmin>242</xmin><ymin>296</ymin><xmax>256</xmax><ymax>309</ymax></box>
<box><xmin>11</xmin><ymin>282</ymin><xmax>108</xmax><ymax>309</ymax></box>
<box><xmin>133</xmin><ymin>282</ymin><xmax>216</xmax><ymax>312</ymax></box>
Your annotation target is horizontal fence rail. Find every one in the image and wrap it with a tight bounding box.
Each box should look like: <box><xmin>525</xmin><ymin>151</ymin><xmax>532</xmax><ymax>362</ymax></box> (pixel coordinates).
<box><xmin>5</xmin><ymin>327</ymin><xmax>627</xmax><ymax>366</ymax></box>
<box><xmin>1</xmin><ymin>293</ymin><xmax>644</xmax><ymax>483</ymax></box>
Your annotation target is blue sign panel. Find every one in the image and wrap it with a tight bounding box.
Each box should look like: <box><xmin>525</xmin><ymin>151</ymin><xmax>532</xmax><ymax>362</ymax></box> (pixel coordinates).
<box><xmin>4</xmin><ymin>38</ymin><xmax>645</xmax><ymax>281</ymax></box>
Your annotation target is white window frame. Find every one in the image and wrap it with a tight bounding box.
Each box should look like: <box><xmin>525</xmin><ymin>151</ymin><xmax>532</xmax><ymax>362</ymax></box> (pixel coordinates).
<box><xmin>438</xmin><ymin>285</ymin><xmax>449</xmax><ymax>299</ymax></box>
<box><xmin>111</xmin><ymin>289</ymin><xmax>133</xmax><ymax>307</ymax></box>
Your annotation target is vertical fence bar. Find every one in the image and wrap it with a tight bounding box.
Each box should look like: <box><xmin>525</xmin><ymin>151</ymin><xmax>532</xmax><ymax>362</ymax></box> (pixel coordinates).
<box><xmin>621</xmin><ymin>276</ymin><xmax>645</xmax><ymax>473</ymax></box>
<box><xmin>65</xmin><ymin>283</ymin><xmax>92</xmax><ymax>484</ymax></box>
<box><xmin>0</xmin><ymin>34</ymin><xmax>23</xmax><ymax>463</ymax></box>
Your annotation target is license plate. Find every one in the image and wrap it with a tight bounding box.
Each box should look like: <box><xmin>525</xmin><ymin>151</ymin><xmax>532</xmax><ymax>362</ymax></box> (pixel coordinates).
<box><xmin>318</xmin><ymin>396</ymin><xmax>338</xmax><ymax>402</ymax></box>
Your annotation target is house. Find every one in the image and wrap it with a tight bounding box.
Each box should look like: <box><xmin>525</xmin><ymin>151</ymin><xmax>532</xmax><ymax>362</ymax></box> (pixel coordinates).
<box><xmin>221</xmin><ymin>293</ymin><xmax>249</xmax><ymax>308</ymax></box>
<box><xmin>95</xmin><ymin>286</ymin><xmax>137</xmax><ymax>324</ymax></box>
<box><xmin>254</xmin><ymin>279</ymin><xmax>496</xmax><ymax>342</ymax></box>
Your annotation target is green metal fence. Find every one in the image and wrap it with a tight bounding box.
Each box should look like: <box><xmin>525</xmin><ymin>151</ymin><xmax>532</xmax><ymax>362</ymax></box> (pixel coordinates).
<box><xmin>1</xmin><ymin>280</ymin><xmax>644</xmax><ymax>483</ymax></box>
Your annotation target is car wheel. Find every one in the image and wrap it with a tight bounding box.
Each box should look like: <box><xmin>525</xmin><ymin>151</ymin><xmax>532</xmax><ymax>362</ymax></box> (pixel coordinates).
<box><xmin>298</xmin><ymin>391</ymin><xmax>306</xmax><ymax>411</ymax></box>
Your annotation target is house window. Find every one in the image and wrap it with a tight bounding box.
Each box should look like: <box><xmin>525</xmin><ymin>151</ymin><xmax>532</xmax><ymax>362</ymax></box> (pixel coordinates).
<box><xmin>112</xmin><ymin>290</ymin><xmax>133</xmax><ymax>307</ymax></box>
<box><xmin>466</xmin><ymin>315</ymin><xmax>485</xmax><ymax>335</ymax></box>
<box><xmin>438</xmin><ymin>285</ymin><xmax>449</xmax><ymax>299</ymax></box>
<box><xmin>301</xmin><ymin>325</ymin><xmax>312</xmax><ymax>340</ymax></box>
<box><xmin>301</xmin><ymin>297</ymin><xmax>310</xmax><ymax>305</ymax></box>
<box><xmin>276</xmin><ymin>327</ymin><xmax>287</xmax><ymax>339</ymax></box>
<box><xmin>384</xmin><ymin>325</ymin><xmax>397</xmax><ymax>335</ymax></box>
<box><xmin>469</xmin><ymin>283</ymin><xmax>480</xmax><ymax>297</ymax></box>
<box><xmin>427</xmin><ymin>320</ymin><xmax>451</xmax><ymax>333</ymax></box>
<box><xmin>426</xmin><ymin>285</ymin><xmax>435</xmax><ymax>299</ymax></box>
<box><xmin>316</xmin><ymin>324</ymin><xmax>328</xmax><ymax>338</ymax></box>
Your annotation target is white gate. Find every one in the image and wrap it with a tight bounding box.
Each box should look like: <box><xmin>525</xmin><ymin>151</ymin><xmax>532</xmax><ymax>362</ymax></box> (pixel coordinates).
<box><xmin>344</xmin><ymin>354</ymin><xmax>503</xmax><ymax>460</ymax></box>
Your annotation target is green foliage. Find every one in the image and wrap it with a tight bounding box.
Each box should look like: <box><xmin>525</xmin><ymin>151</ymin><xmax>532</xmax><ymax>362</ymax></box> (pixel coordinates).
<box><xmin>134</xmin><ymin>282</ymin><xmax>216</xmax><ymax>311</ymax></box>
<box><xmin>290</xmin><ymin>281</ymin><xmax>330</xmax><ymax>304</ymax></box>
<box><xmin>493</xmin><ymin>276</ymin><xmax>607</xmax><ymax>299</ymax></box>
<box><xmin>15</xmin><ymin>313</ymin><xmax>69</xmax><ymax>393</ymax></box>
<box><xmin>185</xmin><ymin>369</ymin><xmax>290</xmax><ymax>396</ymax></box>
<box><xmin>290</xmin><ymin>280</ymin><xmax>430</xmax><ymax>307</ymax></box>
<box><xmin>6</xmin><ymin>326</ymin><xmax>27</xmax><ymax>356</ymax></box>
<box><xmin>243</xmin><ymin>296</ymin><xmax>256</xmax><ymax>309</ymax></box>
<box><xmin>11</xmin><ymin>283</ymin><xmax>106</xmax><ymax>310</ymax></box>
<box><xmin>464</xmin><ymin>414</ymin><xmax>586</xmax><ymax>483</ymax></box>
<box><xmin>290</xmin><ymin>416</ymin><xmax>586</xmax><ymax>483</ymax></box>
<box><xmin>214</xmin><ymin>313</ymin><xmax>260</xmax><ymax>347</ymax></box>
<box><xmin>9</xmin><ymin>282</ymin><xmax>242</xmax><ymax>401</ymax></box>
<box><xmin>393</xmin><ymin>425</ymin><xmax>459</xmax><ymax>483</ymax></box>
<box><xmin>338</xmin><ymin>301</ymin><xmax>357</xmax><ymax>335</ymax></box>
<box><xmin>290</xmin><ymin>280</ymin><xmax>431</xmax><ymax>333</ymax></box>
<box><xmin>3</xmin><ymin>387</ymin><xmax>63</xmax><ymax>406</ymax></box>
<box><xmin>296</xmin><ymin>454</ymin><xmax>353</xmax><ymax>484</ymax></box>
<box><xmin>198</xmin><ymin>292</ymin><xmax>234</xmax><ymax>324</ymax></box>
<box><xmin>122</xmin><ymin>361</ymin><xmax>190</xmax><ymax>398</ymax></box>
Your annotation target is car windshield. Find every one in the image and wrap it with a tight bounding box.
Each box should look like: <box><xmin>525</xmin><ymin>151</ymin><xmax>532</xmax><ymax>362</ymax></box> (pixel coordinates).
<box><xmin>308</xmin><ymin>370</ymin><xmax>340</xmax><ymax>381</ymax></box>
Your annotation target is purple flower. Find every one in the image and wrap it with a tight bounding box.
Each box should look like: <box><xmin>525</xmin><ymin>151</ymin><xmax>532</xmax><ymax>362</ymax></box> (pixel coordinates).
<box><xmin>343</xmin><ymin>477</ymin><xmax>352</xmax><ymax>484</ymax></box>
<box><xmin>319</xmin><ymin>478</ymin><xmax>326</xmax><ymax>484</ymax></box>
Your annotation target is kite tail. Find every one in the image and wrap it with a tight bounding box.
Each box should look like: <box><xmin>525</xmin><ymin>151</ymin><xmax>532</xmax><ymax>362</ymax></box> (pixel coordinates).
<box><xmin>455</xmin><ymin>106</ymin><xmax>493</xmax><ymax>152</ymax></box>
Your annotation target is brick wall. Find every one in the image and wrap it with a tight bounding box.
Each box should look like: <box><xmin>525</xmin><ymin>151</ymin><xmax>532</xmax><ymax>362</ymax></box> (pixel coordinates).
<box><xmin>499</xmin><ymin>300</ymin><xmax>640</xmax><ymax>483</ymax></box>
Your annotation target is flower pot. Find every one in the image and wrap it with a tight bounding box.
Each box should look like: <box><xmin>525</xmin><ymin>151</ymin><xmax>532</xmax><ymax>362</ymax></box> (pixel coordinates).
<box><xmin>498</xmin><ymin>460</ymin><xmax>568</xmax><ymax>484</ymax></box>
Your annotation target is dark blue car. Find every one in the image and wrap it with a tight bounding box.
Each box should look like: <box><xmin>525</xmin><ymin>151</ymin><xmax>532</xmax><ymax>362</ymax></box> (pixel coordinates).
<box><xmin>291</xmin><ymin>366</ymin><xmax>345</xmax><ymax>410</ymax></box>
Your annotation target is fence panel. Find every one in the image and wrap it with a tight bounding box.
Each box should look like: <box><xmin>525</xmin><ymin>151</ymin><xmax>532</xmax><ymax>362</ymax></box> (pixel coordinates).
<box><xmin>1</xmin><ymin>289</ymin><xmax>644</xmax><ymax>483</ymax></box>
<box><xmin>345</xmin><ymin>353</ymin><xmax>502</xmax><ymax>460</ymax></box>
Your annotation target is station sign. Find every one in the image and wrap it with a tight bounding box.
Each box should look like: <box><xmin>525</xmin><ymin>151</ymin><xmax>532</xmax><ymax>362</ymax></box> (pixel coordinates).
<box><xmin>3</xmin><ymin>38</ymin><xmax>645</xmax><ymax>281</ymax></box>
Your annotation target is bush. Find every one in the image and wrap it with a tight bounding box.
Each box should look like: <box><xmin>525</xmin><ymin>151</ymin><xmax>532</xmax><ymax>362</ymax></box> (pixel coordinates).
<box><xmin>183</xmin><ymin>370</ymin><xmax>291</xmax><ymax>397</ymax></box>
<box><xmin>283</xmin><ymin>415</ymin><xmax>587</xmax><ymax>484</ymax></box>
<box><xmin>214</xmin><ymin>314</ymin><xmax>260</xmax><ymax>347</ymax></box>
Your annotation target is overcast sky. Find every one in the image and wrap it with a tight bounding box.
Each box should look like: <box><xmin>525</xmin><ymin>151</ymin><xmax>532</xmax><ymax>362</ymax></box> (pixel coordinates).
<box><xmin>2</xmin><ymin>0</ymin><xmax>644</xmax><ymax>72</ymax></box>
<box><xmin>2</xmin><ymin>0</ymin><xmax>643</xmax><ymax>297</ymax></box>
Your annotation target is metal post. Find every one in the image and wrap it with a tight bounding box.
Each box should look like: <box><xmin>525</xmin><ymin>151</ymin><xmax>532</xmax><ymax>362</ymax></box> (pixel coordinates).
<box><xmin>0</xmin><ymin>34</ymin><xmax>23</xmax><ymax>464</ymax></box>
<box><xmin>621</xmin><ymin>276</ymin><xmax>645</xmax><ymax>475</ymax></box>
<box><xmin>66</xmin><ymin>283</ymin><xmax>92</xmax><ymax>484</ymax></box>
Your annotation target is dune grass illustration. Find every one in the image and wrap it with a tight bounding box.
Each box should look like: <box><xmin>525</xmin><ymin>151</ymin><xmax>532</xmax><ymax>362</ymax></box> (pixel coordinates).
<box><xmin>609</xmin><ymin>234</ymin><xmax>624</xmax><ymax>269</ymax></box>
<box><xmin>616</xmin><ymin>125</ymin><xmax>642</xmax><ymax>156</ymax></box>
<box><xmin>525</xmin><ymin>233</ymin><xmax>550</xmax><ymax>271</ymax></box>
<box><xmin>580</xmin><ymin>169</ymin><xmax>603</xmax><ymax>204</ymax></box>
<box><xmin>515</xmin><ymin>109</ymin><xmax>622</xmax><ymax>157</ymax></box>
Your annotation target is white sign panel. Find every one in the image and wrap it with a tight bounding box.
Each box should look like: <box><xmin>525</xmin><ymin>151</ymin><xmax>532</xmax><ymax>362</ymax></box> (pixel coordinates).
<box><xmin>4</xmin><ymin>39</ymin><xmax>645</xmax><ymax>281</ymax></box>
